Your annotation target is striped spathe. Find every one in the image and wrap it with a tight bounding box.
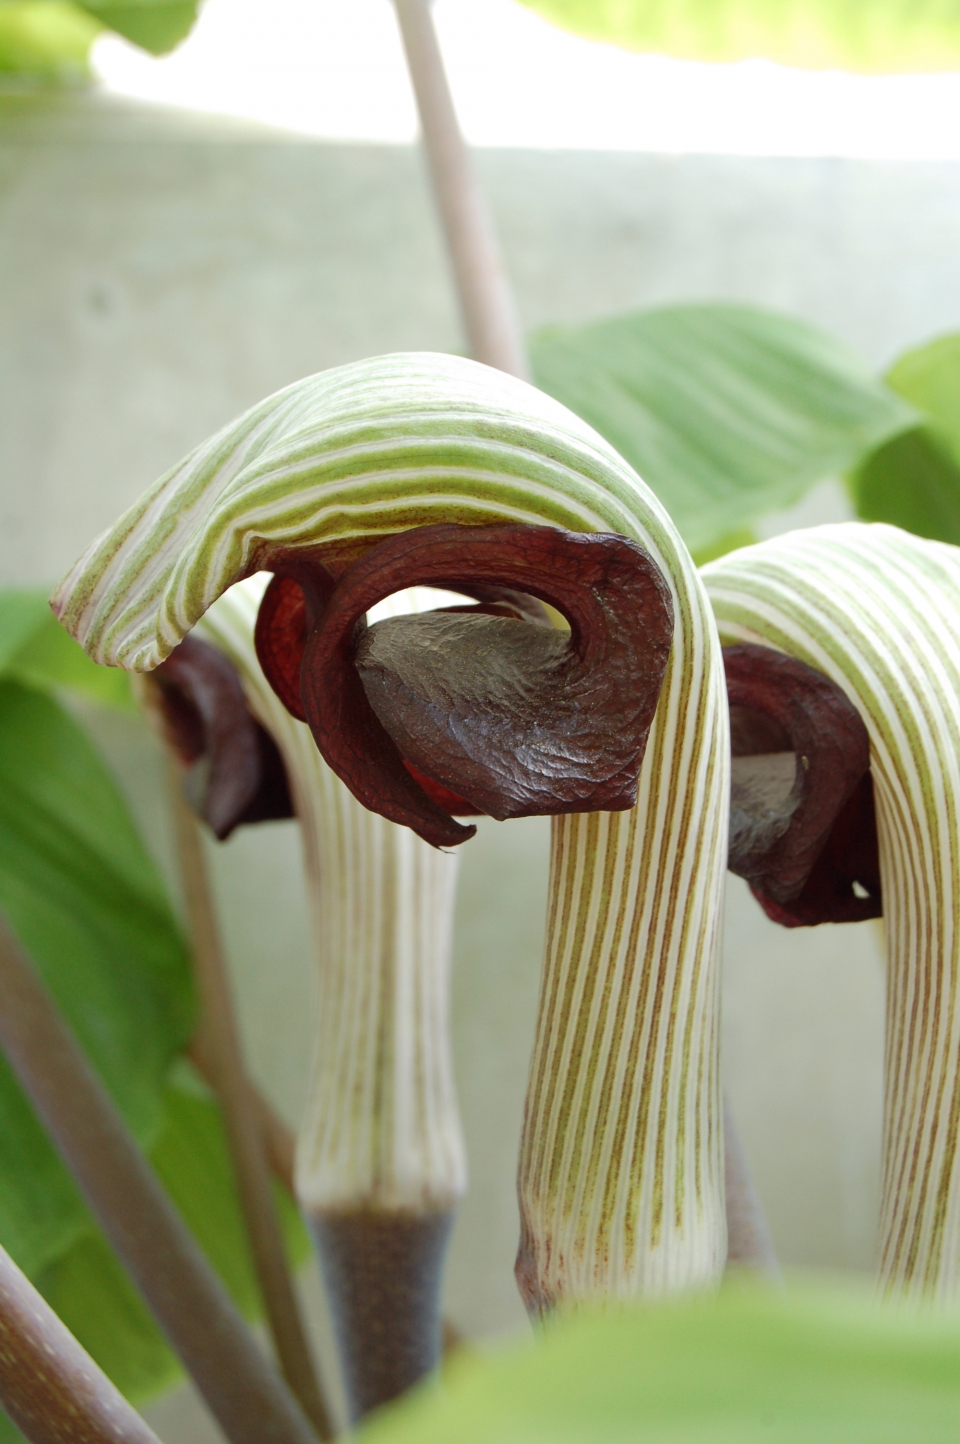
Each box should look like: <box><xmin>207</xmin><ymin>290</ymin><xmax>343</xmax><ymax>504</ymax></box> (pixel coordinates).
<box><xmin>704</xmin><ymin>522</ymin><xmax>960</xmax><ymax>1300</ymax></box>
<box><xmin>52</xmin><ymin>352</ymin><xmax>729</xmax><ymax>1305</ymax></box>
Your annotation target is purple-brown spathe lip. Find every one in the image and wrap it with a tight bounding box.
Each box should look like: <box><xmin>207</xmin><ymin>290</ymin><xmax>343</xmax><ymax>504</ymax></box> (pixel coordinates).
<box><xmin>153</xmin><ymin>635</ymin><xmax>293</xmax><ymax>841</ymax></box>
<box><xmin>724</xmin><ymin>643</ymin><xmax>880</xmax><ymax>926</ymax></box>
<box><xmin>254</xmin><ymin>523</ymin><xmax>675</xmax><ymax>849</ymax></box>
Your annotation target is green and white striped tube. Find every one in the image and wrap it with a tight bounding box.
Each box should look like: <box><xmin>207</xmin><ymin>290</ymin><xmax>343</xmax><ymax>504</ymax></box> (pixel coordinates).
<box><xmin>704</xmin><ymin>522</ymin><xmax>960</xmax><ymax>1301</ymax></box>
<box><xmin>52</xmin><ymin>352</ymin><xmax>730</xmax><ymax>1305</ymax></box>
<box><xmin>197</xmin><ymin>577</ymin><xmax>465</xmax><ymax>1218</ymax></box>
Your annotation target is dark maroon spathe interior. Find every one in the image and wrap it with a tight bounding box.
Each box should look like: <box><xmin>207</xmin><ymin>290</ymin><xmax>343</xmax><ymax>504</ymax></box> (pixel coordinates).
<box><xmin>254</xmin><ymin>522</ymin><xmax>675</xmax><ymax>849</ymax></box>
<box><xmin>724</xmin><ymin>643</ymin><xmax>881</xmax><ymax>927</ymax></box>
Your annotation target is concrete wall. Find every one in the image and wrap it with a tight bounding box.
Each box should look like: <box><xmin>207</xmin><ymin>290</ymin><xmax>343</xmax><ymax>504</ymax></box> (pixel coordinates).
<box><xmin>3</xmin><ymin>87</ymin><xmax>958</xmax><ymax>1435</ymax></box>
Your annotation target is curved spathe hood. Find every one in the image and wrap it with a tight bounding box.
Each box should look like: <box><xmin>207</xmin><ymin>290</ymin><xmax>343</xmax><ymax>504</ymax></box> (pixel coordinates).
<box><xmin>704</xmin><ymin>521</ymin><xmax>960</xmax><ymax>1299</ymax></box>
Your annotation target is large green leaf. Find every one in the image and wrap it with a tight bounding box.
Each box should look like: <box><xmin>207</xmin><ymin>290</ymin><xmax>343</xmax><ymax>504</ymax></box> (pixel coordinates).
<box><xmin>886</xmin><ymin>333</ymin><xmax>960</xmax><ymax>460</ymax></box>
<box><xmin>849</xmin><ymin>427</ymin><xmax>960</xmax><ymax>545</ymax></box>
<box><xmin>0</xmin><ymin>594</ymin><xmax>50</xmax><ymax>672</ymax></box>
<box><xmin>36</xmin><ymin>1080</ymin><xmax>310</xmax><ymax>1405</ymax></box>
<box><xmin>0</xmin><ymin>680</ymin><xmax>193</xmax><ymax>1269</ymax></box>
<box><xmin>0</xmin><ymin>2</ymin><xmax>98</xmax><ymax>82</ymax></box>
<box><xmin>75</xmin><ymin>0</ymin><xmax>198</xmax><ymax>55</ymax></box>
<box><xmin>0</xmin><ymin>591</ymin><xmax>135</xmax><ymax>712</ymax></box>
<box><xmin>36</xmin><ymin>1230</ymin><xmax>181</xmax><ymax>1406</ymax></box>
<box><xmin>150</xmin><ymin>1077</ymin><xmax>310</xmax><ymax>1322</ymax></box>
<box><xmin>530</xmin><ymin>304</ymin><xmax>915</xmax><ymax>554</ymax></box>
<box><xmin>519</xmin><ymin>0</ymin><xmax>960</xmax><ymax>72</ymax></box>
<box><xmin>360</xmin><ymin>1280</ymin><xmax>960</xmax><ymax>1443</ymax></box>
<box><xmin>848</xmin><ymin>332</ymin><xmax>960</xmax><ymax>544</ymax></box>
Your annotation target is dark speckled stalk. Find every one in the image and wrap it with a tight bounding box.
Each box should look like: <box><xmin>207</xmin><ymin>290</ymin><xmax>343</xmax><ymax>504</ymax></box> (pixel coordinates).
<box><xmin>310</xmin><ymin>1209</ymin><xmax>454</xmax><ymax>1422</ymax></box>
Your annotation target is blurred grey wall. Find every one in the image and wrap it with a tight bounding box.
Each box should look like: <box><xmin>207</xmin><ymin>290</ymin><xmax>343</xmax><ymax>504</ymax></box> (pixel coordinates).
<box><xmin>3</xmin><ymin>88</ymin><xmax>958</xmax><ymax>1435</ymax></box>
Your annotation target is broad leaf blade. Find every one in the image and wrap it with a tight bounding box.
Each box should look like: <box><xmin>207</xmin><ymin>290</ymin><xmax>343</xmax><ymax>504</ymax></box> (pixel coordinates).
<box><xmin>0</xmin><ymin>590</ymin><xmax>135</xmax><ymax>711</ymax></box>
<box><xmin>0</xmin><ymin>2</ymin><xmax>99</xmax><ymax>82</ymax></box>
<box><xmin>10</xmin><ymin>613</ymin><xmax>135</xmax><ymax>711</ymax></box>
<box><xmin>359</xmin><ymin>1280</ymin><xmax>960</xmax><ymax>1443</ymax></box>
<box><xmin>847</xmin><ymin>332</ymin><xmax>960</xmax><ymax>544</ymax></box>
<box><xmin>75</xmin><ymin>0</ymin><xmax>197</xmax><ymax>54</ymax></box>
<box><xmin>0</xmin><ymin>1048</ymin><xmax>89</xmax><ymax>1276</ymax></box>
<box><xmin>36</xmin><ymin>1229</ymin><xmax>181</xmax><ymax>1406</ymax></box>
<box><xmin>152</xmin><ymin>1080</ymin><xmax>310</xmax><ymax>1317</ymax></box>
<box><xmin>530</xmin><ymin>304</ymin><xmax>915</xmax><ymax>553</ymax></box>
<box><xmin>886</xmin><ymin>333</ymin><xmax>960</xmax><ymax>463</ymax></box>
<box><xmin>0</xmin><ymin>681</ymin><xmax>193</xmax><ymax>1271</ymax></box>
<box><xmin>518</xmin><ymin>0</ymin><xmax>960</xmax><ymax>72</ymax></box>
<box><xmin>0</xmin><ymin>593</ymin><xmax>49</xmax><ymax>672</ymax></box>
<box><xmin>848</xmin><ymin>427</ymin><xmax>960</xmax><ymax>546</ymax></box>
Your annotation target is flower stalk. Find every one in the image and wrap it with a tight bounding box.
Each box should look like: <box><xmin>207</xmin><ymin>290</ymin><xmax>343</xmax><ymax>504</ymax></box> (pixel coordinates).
<box><xmin>0</xmin><ymin>1237</ymin><xmax>163</xmax><ymax>1444</ymax></box>
<box><xmin>161</xmin><ymin>755</ymin><xmax>331</xmax><ymax>1439</ymax></box>
<box><xmin>0</xmin><ymin>909</ymin><xmax>317</xmax><ymax>1444</ymax></box>
<box><xmin>392</xmin><ymin>0</ymin><xmax>529</xmax><ymax>379</ymax></box>
<box><xmin>705</xmin><ymin>522</ymin><xmax>960</xmax><ymax>1300</ymax></box>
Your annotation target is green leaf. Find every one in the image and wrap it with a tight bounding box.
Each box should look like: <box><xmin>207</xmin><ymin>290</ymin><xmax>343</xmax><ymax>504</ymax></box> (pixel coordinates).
<box><xmin>35</xmin><ymin>1229</ymin><xmax>181</xmax><ymax>1406</ymax></box>
<box><xmin>847</xmin><ymin>332</ymin><xmax>960</xmax><ymax>544</ymax></box>
<box><xmin>518</xmin><ymin>0</ymin><xmax>960</xmax><ymax>73</ymax></box>
<box><xmin>0</xmin><ymin>593</ymin><xmax>50</xmax><ymax>672</ymax></box>
<box><xmin>12</xmin><ymin>615</ymin><xmax>135</xmax><ymax>711</ymax></box>
<box><xmin>74</xmin><ymin>0</ymin><xmax>197</xmax><ymax>54</ymax></box>
<box><xmin>0</xmin><ymin>591</ymin><xmax>135</xmax><ymax>711</ymax></box>
<box><xmin>886</xmin><ymin>333</ymin><xmax>960</xmax><ymax>464</ymax></box>
<box><xmin>151</xmin><ymin>1078</ymin><xmax>310</xmax><ymax>1320</ymax></box>
<box><xmin>0</xmin><ymin>1048</ymin><xmax>90</xmax><ymax>1277</ymax></box>
<box><xmin>0</xmin><ymin>680</ymin><xmax>193</xmax><ymax>1271</ymax></box>
<box><xmin>0</xmin><ymin>2</ymin><xmax>99</xmax><ymax>82</ymax></box>
<box><xmin>530</xmin><ymin>304</ymin><xmax>915</xmax><ymax>555</ymax></box>
<box><xmin>37</xmin><ymin>1081</ymin><xmax>311</xmax><ymax>1405</ymax></box>
<box><xmin>848</xmin><ymin>427</ymin><xmax>960</xmax><ymax>546</ymax></box>
<box><xmin>359</xmin><ymin>1279</ymin><xmax>960</xmax><ymax>1443</ymax></box>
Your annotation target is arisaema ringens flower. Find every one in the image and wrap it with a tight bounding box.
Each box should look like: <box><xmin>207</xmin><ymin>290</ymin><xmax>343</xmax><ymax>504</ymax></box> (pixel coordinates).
<box><xmin>703</xmin><ymin>522</ymin><xmax>960</xmax><ymax>1301</ymax></box>
<box><xmin>51</xmin><ymin>354</ymin><xmax>730</xmax><ymax>1386</ymax></box>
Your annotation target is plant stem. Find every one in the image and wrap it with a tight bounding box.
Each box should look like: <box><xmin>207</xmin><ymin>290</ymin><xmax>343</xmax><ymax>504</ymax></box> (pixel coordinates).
<box><xmin>723</xmin><ymin>1099</ymin><xmax>779</xmax><ymax>1275</ymax></box>
<box><xmin>0</xmin><ymin>1239</ymin><xmax>163</xmax><ymax>1444</ymax></box>
<box><xmin>393</xmin><ymin>0</ymin><xmax>529</xmax><ymax>379</ymax></box>
<box><xmin>0</xmin><ymin>909</ymin><xmax>317</xmax><ymax>1444</ymax></box>
<box><xmin>311</xmin><ymin>1212</ymin><xmax>453</xmax><ymax>1422</ymax></box>
<box><xmin>189</xmin><ymin>1031</ymin><xmax>297</xmax><ymax>1194</ymax></box>
<box><xmin>166</xmin><ymin>766</ymin><xmax>332</xmax><ymax>1441</ymax></box>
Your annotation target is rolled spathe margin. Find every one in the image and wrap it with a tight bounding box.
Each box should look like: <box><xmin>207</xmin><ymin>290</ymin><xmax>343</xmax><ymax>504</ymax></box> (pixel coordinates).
<box><xmin>703</xmin><ymin>522</ymin><xmax>960</xmax><ymax>1301</ymax></box>
<box><xmin>53</xmin><ymin>354</ymin><xmax>667</xmax><ymax>669</ymax></box>
<box><xmin>52</xmin><ymin>351</ymin><xmax>730</xmax><ymax>1306</ymax></box>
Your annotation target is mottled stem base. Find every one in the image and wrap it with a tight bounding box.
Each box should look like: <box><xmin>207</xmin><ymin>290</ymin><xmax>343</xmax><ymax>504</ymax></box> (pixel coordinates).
<box><xmin>310</xmin><ymin>1209</ymin><xmax>454</xmax><ymax>1422</ymax></box>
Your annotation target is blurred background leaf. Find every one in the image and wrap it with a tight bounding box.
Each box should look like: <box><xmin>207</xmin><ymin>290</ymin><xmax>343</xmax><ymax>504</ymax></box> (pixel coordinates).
<box><xmin>530</xmin><ymin>304</ymin><xmax>916</xmax><ymax>555</ymax></box>
<box><xmin>0</xmin><ymin>678</ymin><xmax>194</xmax><ymax>1274</ymax></box>
<box><xmin>519</xmin><ymin>0</ymin><xmax>960</xmax><ymax>72</ymax></box>
<box><xmin>0</xmin><ymin>590</ymin><xmax>135</xmax><ymax>711</ymax></box>
<box><xmin>0</xmin><ymin>0</ymin><xmax>198</xmax><ymax>84</ymax></box>
<box><xmin>0</xmin><ymin>606</ymin><xmax>310</xmax><ymax>1415</ymax></box>
<box><xmin>359</xmin><ymin>1279</ymin><xmax>960</xmax><ymax>1443</ymax></box>
<box><xmin>848</xmin><ymin>332</ymin><xmax>960</xmax><ymax>544</ymax></box>
<box><xmin>0</xmin><ymin>2</ymin><xmax>99</xmax><ymax>85</ymax></box>
<box><xmin>75</xmin><ymin>0</ymin><xmax>197</xmax><ymax>55</ymax></box>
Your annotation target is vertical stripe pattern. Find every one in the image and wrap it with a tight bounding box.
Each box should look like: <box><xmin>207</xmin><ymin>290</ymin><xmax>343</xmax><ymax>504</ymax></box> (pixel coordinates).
<box><xmin>704</xmin><ymin>522</ymin><xmax>960</xmax><ymax>1300</ymax></box>
<box><xmin>52</xmin><ymin>353</ymin><xmax>729</xmax><ymax>1302</ymax></box>
<box><xmin>199</xmin><ymin>580</ymin><xmax>465</xmax><ymax>1213</ymax></box>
